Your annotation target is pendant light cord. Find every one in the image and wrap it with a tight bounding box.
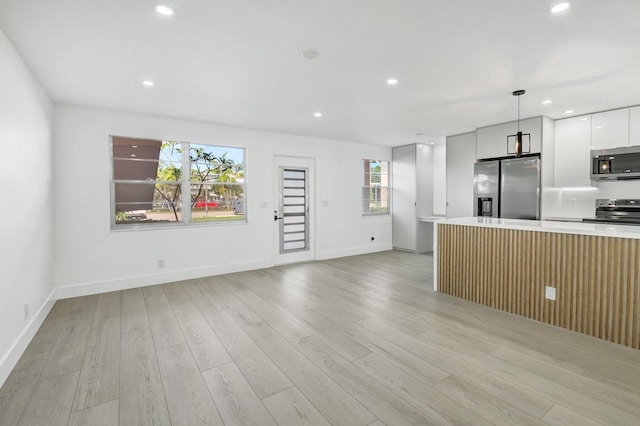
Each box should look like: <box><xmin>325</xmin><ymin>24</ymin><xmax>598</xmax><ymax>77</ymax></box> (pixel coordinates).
<box><xmin>512</xmin><ymin>89</ymin><xmax>525</xmax><ymax>132</ymax></box>
<box><xmin>517</xmin><ymin>95</ymin><xmax>520</xmax><ymax>132</ymax></box>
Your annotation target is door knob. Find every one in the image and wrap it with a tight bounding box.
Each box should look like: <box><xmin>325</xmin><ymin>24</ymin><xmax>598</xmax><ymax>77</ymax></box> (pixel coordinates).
<box><xmin>274</xmin><ymin>210</ymin><xmax>283</xmax><ymax>221</ymax></box>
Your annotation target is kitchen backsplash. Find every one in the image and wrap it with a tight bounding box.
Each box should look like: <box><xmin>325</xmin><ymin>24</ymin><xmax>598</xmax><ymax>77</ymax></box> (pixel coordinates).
<box><xmin>543</xmin><ymin>182</ymin><xmax>640</xmax><ymax>219</ymax></box>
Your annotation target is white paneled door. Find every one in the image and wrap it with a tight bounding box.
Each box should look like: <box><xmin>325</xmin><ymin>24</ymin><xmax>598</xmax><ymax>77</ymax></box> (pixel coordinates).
<box><xmin>273</xmin><ymin>156</ymin><xmax>315</xmax><ymax>265</ymax></box>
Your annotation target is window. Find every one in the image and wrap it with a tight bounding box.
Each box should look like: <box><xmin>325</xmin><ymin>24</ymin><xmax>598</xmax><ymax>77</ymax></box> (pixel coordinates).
<box><xmin>362</xmin><ymin>159</ymin><xmax>389</xmax><ymax>215</ymax></box>
<box><xmin>111</xmin><ymin>136</ymin><xmax>245</xmax><ymax>228</ymax></box>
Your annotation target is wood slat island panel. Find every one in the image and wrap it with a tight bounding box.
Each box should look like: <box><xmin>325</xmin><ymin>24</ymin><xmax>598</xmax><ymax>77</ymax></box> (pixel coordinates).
<box><xmin>438</xmin><ymin>224</ymin><xmax>640</xmax><ymax>349</ymax></box>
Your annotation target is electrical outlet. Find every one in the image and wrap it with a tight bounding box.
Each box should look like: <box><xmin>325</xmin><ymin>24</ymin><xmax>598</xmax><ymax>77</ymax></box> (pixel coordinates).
<box><xmin>157</xmin><ymin>259</ymin><xmax>165</xmax><ymax>269</ymax></box>
<box><xmin>24</xmin><ymin>303</ymin><xmax>29</xmax><ymax>319</ymax></box>
<box><xmin>545</xmin><ymin>286</ymin><xmax>556</xmax><ymax>301</ymax></box>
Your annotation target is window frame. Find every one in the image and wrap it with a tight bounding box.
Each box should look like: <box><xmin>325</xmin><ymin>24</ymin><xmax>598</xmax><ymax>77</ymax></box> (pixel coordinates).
<box><xmin>110</xmin><ymin>136</ymin><xmax>247</xmax><ymax>230</ymax></box>
<box><xmin>361</xmin><ymin>159</ymin><xmax>390</xmax><ymax>216</ymax></box>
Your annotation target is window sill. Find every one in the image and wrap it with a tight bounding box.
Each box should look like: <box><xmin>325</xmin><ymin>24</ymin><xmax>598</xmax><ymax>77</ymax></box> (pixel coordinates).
<box><xmin>110</xmin><ymin>218</ymin><xmax>248</xmax><ymax>231</ymax></box>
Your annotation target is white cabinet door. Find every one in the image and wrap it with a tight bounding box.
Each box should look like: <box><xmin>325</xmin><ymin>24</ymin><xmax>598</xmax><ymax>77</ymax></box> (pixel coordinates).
<box><xmin>415</xmin><ymin>144</ymin><xmax>433</xmax><ymax>252</ymax></box>
<box><xmin>630</xmin><ymin>106</ymin><xmax>640</xmax><ymax>147</ymax></box>
<box><xmin>446</xmin><ymin>132</ymin><xmax>476</xmax><ymax>217</ymax></box>
<box><xmin>431</xmin><ymin>144</ymin><xmax>446</xmax><ymax>216</ymax></box>
<box><xmin>393</xmin><ymin>144</ymin><xmax>436</xmax><ymax>253</ymax></box>
<box><xmin>554</xmin><ymin>116</ymin><xmax>592</xmax><ymax>187</ymax></box>
<box><xmin>415</xmin><ymin>144</ymin><xmax>433</xmax><ymax>219</ymax></box>
<box><xmin>476</xmin><ymin>117</ymin><xmax>542</xmax><ymax>159</ymax></box>
<box><xmin>591</xmin><ymin>108</ymin><xmax>629</xmax><ymax>149</ymax></box>
<box><xmin>392</xmin><ymin>145</ymin><xmax>417</xmax><ymax>251</ymax></box>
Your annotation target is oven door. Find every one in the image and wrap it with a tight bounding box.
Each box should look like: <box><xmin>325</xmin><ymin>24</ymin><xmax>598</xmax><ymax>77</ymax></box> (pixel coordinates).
<box><xmin>584</xmin><ymin>207</ymin><xmax>640</xmax><ymax>224</ymax></box>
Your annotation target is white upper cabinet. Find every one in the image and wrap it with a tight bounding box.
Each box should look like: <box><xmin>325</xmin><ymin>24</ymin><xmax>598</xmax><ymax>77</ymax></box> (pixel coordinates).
<box><xmin>630</xmin><ymin>106</ymin><xmax>640</xmax><ymax>146</ymax></box>
<box><xmin>591</xmin><ymin>108</ymin><xmax>630</xmax><ymax>149</ymax></box>
<box><xmin>554</xmin><ymin>116</ymin><xmax>592</xmax><ymax>187</ymax></box>
<box><xmin>476</xmin><ymin>117</ymin><xmax>542</xmax><ymax>159</ymax></box>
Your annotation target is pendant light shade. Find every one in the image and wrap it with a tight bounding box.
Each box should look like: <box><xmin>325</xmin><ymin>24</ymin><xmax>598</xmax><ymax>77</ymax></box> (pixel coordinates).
<box><xmin>507</xmin><ymin>89</ymin><xmax>531</xmax><ymax>157</ymax></box>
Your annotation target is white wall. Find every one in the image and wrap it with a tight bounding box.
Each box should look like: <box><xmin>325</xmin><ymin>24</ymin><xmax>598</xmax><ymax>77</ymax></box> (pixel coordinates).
<box><xmin>53</xmin><ymin>106</ymin><xmax>392</xmax><ymax>296</ymax></box>
<box><xmin>0</xmin><ymin>29</ymin><xmax>54</xmax><ymax>385</ymax></box>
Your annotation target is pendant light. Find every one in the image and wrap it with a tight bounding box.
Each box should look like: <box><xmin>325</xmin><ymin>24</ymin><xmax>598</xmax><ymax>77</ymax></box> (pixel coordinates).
<box><xmin>507</xmin><ymin>89</ymin><xmax>531</xmax><ymax>157</ymax></box>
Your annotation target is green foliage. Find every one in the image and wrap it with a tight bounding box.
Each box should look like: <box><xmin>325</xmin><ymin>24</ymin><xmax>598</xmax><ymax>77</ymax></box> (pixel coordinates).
<box><xmin>190</xmin><ymin>148</ymin><xmax>241</xmax><ymax>208</ymax></box>
<box><xmin>367</xmin><ymin>205</ymin><xmax>389</xmax><ymax>214</ymax></box>
<box><xmin>154</xmin><ymin>141</ymin><xmax>183</xmax><ymax>221</ymax></box>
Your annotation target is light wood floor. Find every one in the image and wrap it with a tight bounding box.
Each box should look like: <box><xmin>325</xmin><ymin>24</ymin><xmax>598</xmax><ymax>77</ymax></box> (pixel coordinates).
<box><xmin>2</xmin><ymin>251</ymin><xmax>640</xmax><ymax>425</ymax></box>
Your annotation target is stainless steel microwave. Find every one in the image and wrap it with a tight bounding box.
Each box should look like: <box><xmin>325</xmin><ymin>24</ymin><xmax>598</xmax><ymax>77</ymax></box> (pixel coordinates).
<box><xmin>591</xmin><ymin>146</ymin><xmax>640</xmax><ymax>180</ymax></box>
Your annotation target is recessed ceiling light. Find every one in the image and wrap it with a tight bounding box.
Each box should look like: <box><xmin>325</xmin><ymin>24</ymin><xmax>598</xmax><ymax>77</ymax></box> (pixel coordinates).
<box><xmin>141</xmin><ymin>80</ymin><xmax>155</xmax><ymax>87</ymax></box>
<box><xmin>596</xmin><ymin>126</ymin><xmax>603</xmax><ymax>129</ymax></box>
<box><xmin>541</xmin><ymin>100</ymin><xmax>552</xmax><ymax>105</ymax></box>
<box><xmin>131</xmin><ymin>154</ymin><xmax>137</xmax><ymax>158</ymax></box>
<box><xmin>302</xmin><ymin>50</ymin><xmax>319</xmax><ymax>60</ymax></box>
<box><xmin>132</xmin><ymin>145</ymin><xmax>138</xmax><ymax>148</ymax></box>
<box><xmin>564</xmin><ymin>109</ymin><xmax>574</xmax><ymax>114</ymax></box>
<box><xmin>313</xmin><ymin>112</ymin><xmax>322</xmax><ymax>118</ymax></box>
<box><xmin>155</xmin><ymin>5</ymin><xmax>175</xmax><ymax>16</ymax></box>
<box><xmin>551</xmin><ymin>2</ymin><xmax>570</xmax><ymax>14</ymax></box>
<box><xmin>580</xmin><ymin>117</ymin><xmax>588</xmax><ymax>121</ymax></box>
<box><xmin>386</xmin><ymin>78</ymin><xmax>398</xmax><ymax>85</ymax></box>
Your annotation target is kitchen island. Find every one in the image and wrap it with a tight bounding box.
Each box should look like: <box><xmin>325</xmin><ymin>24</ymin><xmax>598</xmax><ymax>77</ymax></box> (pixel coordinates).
<box><xmin>434</xmin><ymin>217</ymin><xmax>640</xmax><ymax>349</ymax></box>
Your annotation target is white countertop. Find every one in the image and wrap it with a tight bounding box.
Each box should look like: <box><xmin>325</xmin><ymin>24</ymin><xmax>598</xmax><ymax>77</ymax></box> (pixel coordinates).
<box><xmin>438</xmin><ymin>217</ymin><xmax>640</xmax><ymax>240</ymax></box>
<box><xmin>418</xmin><ymin>215</ymin><xmax>446</xmax><ymax>222</ymax></box>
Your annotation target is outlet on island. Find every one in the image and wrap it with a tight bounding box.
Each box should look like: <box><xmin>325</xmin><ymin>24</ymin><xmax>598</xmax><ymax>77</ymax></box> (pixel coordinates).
<box><xmin>545</xmin><ymin>286</ymin><xmax>556</xmax><ymax>301</ymax></box>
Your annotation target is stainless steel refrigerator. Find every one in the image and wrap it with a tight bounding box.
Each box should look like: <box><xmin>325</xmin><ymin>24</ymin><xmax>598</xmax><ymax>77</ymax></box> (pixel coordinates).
<box><xmin>473</xmin><ymin>157</ymin><xmax>540</xmax><ymax>220</ymax></box>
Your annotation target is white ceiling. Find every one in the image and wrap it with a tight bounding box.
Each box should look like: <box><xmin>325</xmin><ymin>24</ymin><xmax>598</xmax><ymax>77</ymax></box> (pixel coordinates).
<box><xmin>1</xmin><ymin>0</ymin><xmax>640</xmax><ymax>146</ymax></box>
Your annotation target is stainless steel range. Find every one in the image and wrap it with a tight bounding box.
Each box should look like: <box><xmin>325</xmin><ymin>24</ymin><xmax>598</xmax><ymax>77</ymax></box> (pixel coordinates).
<box><xmin>583</xmin><ymin>199</ymin><xmax>640</xmax><ymax>225</ymax></box>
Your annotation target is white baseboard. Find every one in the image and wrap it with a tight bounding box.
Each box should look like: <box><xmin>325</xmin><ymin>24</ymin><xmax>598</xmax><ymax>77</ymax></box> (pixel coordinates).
<box><xmin>319</xmin><ymin>242</ymin><xmax>393</xmax><ymax>260</ymax></box>
<box><xmin>56</xmin><ymin>258</ymin><xmax>273</xmax><ymax>299</ymax></box>
<box><xmin>57</xmin><ymin>245</ymin><xmax>396</xmax><ymax>299</ymax></box>
<box><xmin>0</xmin><ymin>288</ymin><xmax>57</xmax><ymax>388</ymax></box>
